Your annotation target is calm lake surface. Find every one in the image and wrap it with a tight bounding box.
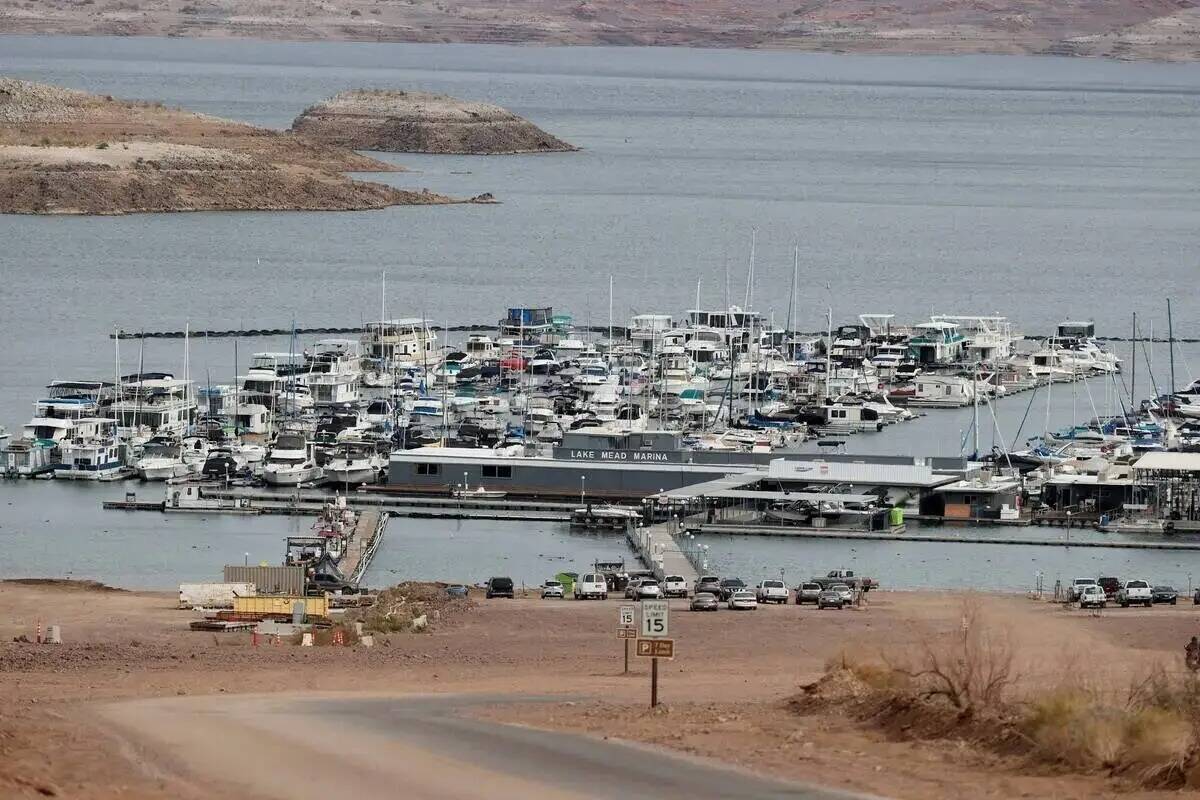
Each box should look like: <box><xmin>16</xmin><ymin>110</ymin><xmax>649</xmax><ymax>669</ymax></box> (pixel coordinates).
<box><xmin>1</xmin><ymin>36</ymin><xmax>1198</xmax><ymax>590</ymax></box>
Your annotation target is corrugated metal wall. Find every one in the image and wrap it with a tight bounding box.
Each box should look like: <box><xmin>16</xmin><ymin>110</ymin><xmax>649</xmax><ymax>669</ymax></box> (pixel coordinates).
<box><xmin>223</xmin><ymin>565</ymin><xmax>305</xmax><ymax>596</ymax></box>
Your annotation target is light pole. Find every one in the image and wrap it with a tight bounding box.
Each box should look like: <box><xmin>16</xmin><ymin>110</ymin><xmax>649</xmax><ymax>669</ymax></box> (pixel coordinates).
<box><xmin>580</xmin><ymin>475</ymin><xmax>586</xmax><ymax>504</ymax></box>
<box><xmin>243</xmin><ymin>552</ymin><xmax>249</xmax><ymax>567</ymax></box>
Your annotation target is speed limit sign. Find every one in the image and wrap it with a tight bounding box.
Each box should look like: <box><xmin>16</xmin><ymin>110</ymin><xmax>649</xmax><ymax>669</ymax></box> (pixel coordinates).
<box><xmin>640</xmin><ymin>600</ymin><xmax>669</xmax><ymax>638</ymax></box>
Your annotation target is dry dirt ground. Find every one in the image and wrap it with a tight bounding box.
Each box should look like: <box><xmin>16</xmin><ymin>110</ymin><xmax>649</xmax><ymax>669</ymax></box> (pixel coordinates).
<box><xmin>2</xmin><ymin>580</ymin><xmax>1200</xmax><ymax>799</ymax></box>
<box><xmin>1</xmin><ymin>0</ymin><xmax>1198</xmax><ymax>61</ymax></box>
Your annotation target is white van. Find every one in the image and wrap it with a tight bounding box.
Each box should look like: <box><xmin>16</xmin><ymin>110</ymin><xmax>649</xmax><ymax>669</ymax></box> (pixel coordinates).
<box><xmin>574</xmin><ymin>572</ymin><xmax>608</xmax><ymax>600</ymax></box>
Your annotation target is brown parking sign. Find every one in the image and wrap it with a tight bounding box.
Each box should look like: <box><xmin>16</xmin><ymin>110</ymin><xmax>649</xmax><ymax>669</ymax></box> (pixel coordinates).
<box><xmin>636</xmin><ymin>638</ymin><xmax>675</xmax><ymax>659</ymax></box>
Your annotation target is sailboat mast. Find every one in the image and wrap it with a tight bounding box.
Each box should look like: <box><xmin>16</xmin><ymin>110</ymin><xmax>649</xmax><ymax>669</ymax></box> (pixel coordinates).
<box><xmin>608</xmin><ymin>274</ymin><xmax>613</xmax><ymax>347</ymax></box>
<box><xmin>1130</xmin><ymin>311</ymin><xmax>1137</xmax><ymax>409</ymax></box>
<box><xmin>824</xmin><ymin>308</ymin><xmax>832</xmax><ymax>400</ymax></box>
<box><xmin>1167</xmin><ymin>298</ymin><xmax>1176</xmax><ymax>395</ymax></box>
<box><xmin>972</xmin><ymin>364</ymin><xmax>980</xmax><ymax>460</ymax></box>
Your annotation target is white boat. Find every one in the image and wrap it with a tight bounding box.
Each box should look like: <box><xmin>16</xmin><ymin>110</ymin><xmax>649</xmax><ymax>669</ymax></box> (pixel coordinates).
<box><xmin>134</xmin><ymin>436</ymin><xmax>189</xmax><ymax>481</ymax></box>
<box><xmin>0</xmin><ymin>425</ymin><xmax>8</xmax><ymax>451</ymax></box>
<box><xmin>323</xmin><ymin>441</ymin><xmax>384</xmax><ymax>486</ymax></box>
<box><xmin>262</xmin><ymin>432</ymin><xmax>323</xmax><ymax>486</ymax></box>
<box><xmin>907</xmin><ymin>375</ymin><xmax>978</xmax><ymax>407</ymax></box>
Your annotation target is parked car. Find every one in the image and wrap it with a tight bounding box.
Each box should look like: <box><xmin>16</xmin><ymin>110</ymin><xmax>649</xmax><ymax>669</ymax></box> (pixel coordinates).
<box><xmin>728</xmin><ymin>590</ymin><xmax>758</xmax><ymax>610</ymax></box>
<box><xmin>541</xmin><ymin>580</ymin><xmax>565</xmax><ymax>599</ymax></box>
<box><xmin>574</xmin><ymin>572</ymin><xmax>608</xmax><ymax>600</ymax></box>
<box><xmin>755</xmin><ymin>580</ymin><xmax>789</xmax><ymax>604</ymax></box>
<box><xmin>829</xmin><ymin>583</ymin><xmax>854</xmax><ymax>605</ymax></box>
<box><xmin>1098</xmin><ymin>576</ymin><xmax>1122</xmax><ymax>600</ymax></box>
<box><xmin>1194</xmin><ymin>588</ymin><xmax>1200</xmax><ymax>606</ymax></box>
<box><xmin>795</xmin><ymin>582</ymin><xmax>823</xmax><ymax>605</ymax></box>
<box><xmin>1152</xmin><ymin>585</ymin><xmax>1178</xmax><ymax>605</ymax></box>
<box><xmin>1078</xmin><ymin>584</ymin><xmax>1107</xmax><ymax>609</ymax></box>
<box><xmin>446</xmin><ymin>584</ymin><xmax>469</xmax><ymax>599</ymax></box>
<box><xmin>306</xmin><ymin>573</ymin><xmax>358</xmax><ymax>595</ymax></box>
<box><xmin>485</xmin><ymin>576</ymin><xmax>515</xmax><ymax>599</ymax></box>
<box><xmin>624</xmin><ymin>578</ymin><xmax>644</xmax><ymax>599</ymax></box>
<box><xmin>817</xmin><ymin>589</ymin><xmax>845</xmax><ymax>610</ymax></box>
<box><xmin>634</xmin><ymin>578</ymin><xmax>663</xmax><ymax>600</ymax></box>
<box><xmin>690</xmin><ymin>593</ymin><xmax>719</xmax><ymax>612</ymax></box>
<box><xmin>694</xmin><ymin>575</ymin><xmax>723</xmax><ymax>596</ymax></box>
<box><xmin>1117</xmin><ymin>579</ymin><xmax>1153</xmax><ymax>608</ymax></box>
<box><xmin>663</xmin><ymin>575</ymin><xmax>689</xmax><ymax>598</ymax></box>
<box><xmin>719</xmin><ymin>577</ymin><xmax>747</xmax><ymax>600</ymax></box>
<box><xmin>1068</xmin><ymin>578</ymin><xmax>1099</xmax><ymax>602</ymax></box>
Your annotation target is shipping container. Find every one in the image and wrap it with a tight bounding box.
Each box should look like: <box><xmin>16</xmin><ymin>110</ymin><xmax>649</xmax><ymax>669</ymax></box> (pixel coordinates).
<box><xmin>223</xmin><ymin>565</ymin><xmax>305</xmax><ymax>596</ymax></box>
<box><xmin>232</xmin><ymin>595</ymin><xmax>328</xmax><ymax>618</ymax></box>
<box><xmin>178</xmin><ymin>582</ymin><xmax>257</xmax><ymax>609</ymax></box>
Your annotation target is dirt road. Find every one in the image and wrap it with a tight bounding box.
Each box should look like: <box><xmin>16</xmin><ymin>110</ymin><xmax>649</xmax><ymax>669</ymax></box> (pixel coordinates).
<box><xmin>99</xmin><ymin>692</ymin><xmax>864</xmax><ymax>800</ymax></box>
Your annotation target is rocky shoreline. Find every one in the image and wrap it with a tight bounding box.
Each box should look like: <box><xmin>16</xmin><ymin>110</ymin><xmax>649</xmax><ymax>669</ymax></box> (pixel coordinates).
<box><xmin>0</xmin><ymin>78</ymin><xmax>473</xmax><ymax>215</ymax></box>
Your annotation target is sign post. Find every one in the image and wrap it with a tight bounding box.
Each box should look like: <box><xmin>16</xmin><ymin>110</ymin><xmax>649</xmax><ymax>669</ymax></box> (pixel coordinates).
<box><xmin>638</xmin><ymin>601</ymin><xmax>671</xmax><ymax>707</ymax></box>
<box><xmin>617</xmin><ymin>605</ymin><xmax>636</xmax><ymax>674</ymax></box>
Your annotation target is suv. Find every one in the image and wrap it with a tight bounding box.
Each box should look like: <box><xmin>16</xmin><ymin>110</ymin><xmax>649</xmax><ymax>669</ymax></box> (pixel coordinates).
<box><xmin>663</xmin><ymin>575</ymin><xmax>689</xmax><ymax>598</ymax></box>
<box><xmin>541</xmin><ymin>580</ymin><xmax>565</xmax><ymax>599</ymax></box>
<box><xmin>719</xmin><ymin>578</ymin><xmax>747</xmax><ymax>601</ymax></box>
<box><xmin>486</xmin><ymin>576</ymin><xmax>515</xmax><ymax>599</ymax></box>
<box><xmin>795</xmin><ymin>582</ymin><xmax>822</xmax><ymax>605</ymax></box>
<box><xmin>634</xmin><ymin>579</ymin><xmax>663</xmax><ymax>601</ymax></box>
<box><xmin>574</xmin><ymin>572</ymin><xmax>608</xmax><ymax>600</ymax></box>
<box><xmin>694</xmin><ymin>576</ymin><xmax>722</xmax><ymax>596</ymax></box>
<box><xmin>755</xmin><ymin>580</ymin><xmax>789</xmax><ymax>604</ymax></box>
<box><xmin>1118</xmin><ymin>580</ymin><xmax>1153</xmax><ymax>608</ymax></box>
<box><xmin>1098</xmin><ymin>576</ymin><xmax>1122</xmax><ymax>600</ymax></box>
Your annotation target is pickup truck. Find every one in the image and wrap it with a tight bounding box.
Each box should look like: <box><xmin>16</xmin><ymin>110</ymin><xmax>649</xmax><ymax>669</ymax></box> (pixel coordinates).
<box><xmin>1117</xmin><ymin>580</ymin><xmax>1153</xmax><ymax>608</ymax></box>
<box><xmin>812</xmin><ymin>570</ymin><xmax>878</xmax><ymax>592</ymax></box>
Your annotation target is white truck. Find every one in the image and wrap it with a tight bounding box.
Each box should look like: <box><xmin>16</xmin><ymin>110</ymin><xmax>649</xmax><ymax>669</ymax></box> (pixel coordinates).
<box><xmin>178</xmin><ymin>582</ymin><xmax>256</xmax><ymax>609</ymax></box>
<box><xmin>662</xmin><ymin>575</ymin><xmax>689</xmax><ymax>598</ymax></box>
<box><xmin>755</xmin><ymin>579</ymin><xmax>789</xmax><ymax>604</ymax></box>
<box><xmin>1117</xmin><ymin>579</ymin><xmax>1153</xmax><ymax>608</ymax></box>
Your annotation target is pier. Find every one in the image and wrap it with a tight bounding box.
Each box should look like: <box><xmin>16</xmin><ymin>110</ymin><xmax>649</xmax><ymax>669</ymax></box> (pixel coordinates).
<box><xmin>626</xmin><ymin>516</ymin><xmax>702</xmax><ymax>583</ymax></box>
<box><xmin>342</xmin><ymin>509</ymin><xmax>387</xmax><ymax>584</ymax></box>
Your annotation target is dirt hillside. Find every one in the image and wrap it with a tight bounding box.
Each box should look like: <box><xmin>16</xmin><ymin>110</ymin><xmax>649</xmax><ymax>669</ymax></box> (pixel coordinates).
<box><xmin>0</xmin><ymin>78</ymin><xmax>461</xmax><ymax>214</ymax></box>
<box><xmin>291</xmin><ymin>90</ymin><xmax>576</xmax><ymax>155</ymax></box>
<box><xmin>1</xmin><ymin>0</ymin><xmax>1198</xmax><ymax>61</ymax></box>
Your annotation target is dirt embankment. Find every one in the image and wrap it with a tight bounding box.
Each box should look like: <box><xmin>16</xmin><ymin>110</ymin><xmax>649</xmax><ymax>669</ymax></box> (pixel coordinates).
<box><xmin>3</xmin><ymin>583</ymin><xmax>1199</xmax><ymax>799</ymax></box>
<box><xmin>291</xmin><ymin>90</ymin><xmax>576</xmax><ymax>155</ymax></box>
<box><xmin>0</xmin><ymin>78</ymin><xmax>464</xmax><ymax>215</ymax></box>
<box><xmin>1</xmin><ymin>0</ymin><xmax>1198</xmax><ymax>61</ymax></box>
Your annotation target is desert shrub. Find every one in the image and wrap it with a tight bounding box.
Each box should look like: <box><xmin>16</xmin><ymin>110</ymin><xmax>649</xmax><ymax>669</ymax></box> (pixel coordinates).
<box><xmin>888</xmin><ymin>596</ymin><xmax>1015</xmax><ymax>716</ymax></box>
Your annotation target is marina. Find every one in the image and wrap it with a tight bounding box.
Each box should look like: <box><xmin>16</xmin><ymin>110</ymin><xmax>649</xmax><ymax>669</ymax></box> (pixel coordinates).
<box><xmin>2</xmin><ymin>39</ymin><xmax>1200</xmax><ymax>599</ymax></box>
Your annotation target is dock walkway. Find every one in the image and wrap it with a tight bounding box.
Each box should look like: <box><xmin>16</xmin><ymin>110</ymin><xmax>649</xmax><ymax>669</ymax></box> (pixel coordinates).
<box><xmin>626</xmin><ymin>516</ymin><xmax>702</xmax><ymax>584</ymax></box>
<box><xmin>342</xmin><ymin>509</ymin><xmax>387</xmax><ymax>584</ymax></box>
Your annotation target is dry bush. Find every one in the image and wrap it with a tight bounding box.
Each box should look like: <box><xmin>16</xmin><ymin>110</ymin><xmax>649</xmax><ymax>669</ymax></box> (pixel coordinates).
<box><xmin>887</xmin><ymin>596</ymin><xmax>1015</xmax><ymax>716</ymax></box>
<box><xmin>1021</xmin><ymin>667</ymin><xmax>1196</xmax><ymax>786</ymax></box>
<box><xmin>825</xmin><ymin>650</ymin><xmax>911</xmax><ymax>693</ymax></box>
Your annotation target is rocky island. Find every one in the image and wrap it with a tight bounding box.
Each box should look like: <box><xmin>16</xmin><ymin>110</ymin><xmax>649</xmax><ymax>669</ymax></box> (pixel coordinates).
<box><xmin>291</xmin><ymin>90</ymin><xmax>576</xmax><ymax>155</ymax></box>
<box><xmin>0</xmin><ymin>79</ymin><xmax>462</xmax><ymax>215</ymax></box>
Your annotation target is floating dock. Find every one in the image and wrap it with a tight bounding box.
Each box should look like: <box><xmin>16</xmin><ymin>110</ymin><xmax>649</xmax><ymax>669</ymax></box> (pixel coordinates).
<box><xmin>627</xmin><ymin>516</ymin><xmax>701</xmax><ymax>583</ymax></box>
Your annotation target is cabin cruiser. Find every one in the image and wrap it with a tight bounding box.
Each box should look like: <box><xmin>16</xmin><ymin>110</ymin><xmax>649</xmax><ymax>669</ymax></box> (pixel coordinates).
<box><xmin>262</xmin><ymin>431</ymin><xmax>323</xmax><ymax>486</ymax></box>
<box><xmin>906</xmin><ymin>374</ymin><xmax>978</xmax><ymax>407</ymax></box>
<box><xmin>134</xmin><ymin>435</ymin><xmax>189</xmax><ymax>481</ymax></box>
<box><xmin>908</xmin><ymin>321</ymin><xmax>966</xmax><ymax>365</ymax></box>
<box><xmin>324</xmin><ymin>440</ymin><xmax>385</xmax><ymax>486</ymax></box>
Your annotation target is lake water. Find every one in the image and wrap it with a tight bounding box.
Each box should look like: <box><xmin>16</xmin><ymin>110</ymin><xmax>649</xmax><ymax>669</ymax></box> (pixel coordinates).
<box><xmin>2</xmin><ymin>36</ymin><xmax>1199</xmax><ymax>590</ymax></box>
